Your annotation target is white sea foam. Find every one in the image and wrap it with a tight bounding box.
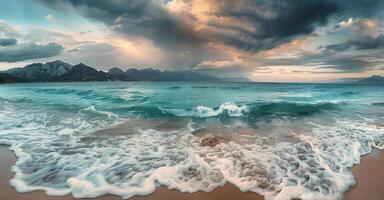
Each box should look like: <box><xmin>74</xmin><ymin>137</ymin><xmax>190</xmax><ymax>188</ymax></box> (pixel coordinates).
<box><xmin>163</xmin><ymin>102</ymin><xmax>248</xmax><ymax>118</ymax></box>
<box><xmin>185</xmin><ymin>119</ymin><xmax>384</xmax><ymax>200</ymax></box>
<box><xmin>1</xmin><ymin>100</ymin><xmax>384</xmax><ymax>200</ymax></box>
<box><xmin>81</xmin><ymin>106</ymin><xmax>118</xmax><ymax>119</ymax></box>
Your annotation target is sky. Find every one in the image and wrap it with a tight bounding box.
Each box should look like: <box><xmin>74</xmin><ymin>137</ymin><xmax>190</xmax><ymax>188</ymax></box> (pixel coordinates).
<box><xmin>0</xmin><ymin>0</ymin><xmax>383</xmax><ymax>82</ymax></box>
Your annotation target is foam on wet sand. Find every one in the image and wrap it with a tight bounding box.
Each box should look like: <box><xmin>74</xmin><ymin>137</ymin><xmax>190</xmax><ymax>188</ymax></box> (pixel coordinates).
<box><xmin>0</xmin><ymin>145</ymin><xmax>263</xmax><ymax>200</ymax></box>
<box><xmin>2</xmin><ymin>145</ymin><xmax>384</xmax><ymax>200</ymax></box>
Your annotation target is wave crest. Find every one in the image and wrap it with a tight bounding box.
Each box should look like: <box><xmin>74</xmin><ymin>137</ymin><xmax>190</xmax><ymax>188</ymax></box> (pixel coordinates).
<box><xmin>162</xmin><ymin>102</ymin><xmax>248</xmax><ymax>118</ymax></box>
<box><xmin>161</xmin><ymin>102</ymin><xmax>337</xmax><ymax>119</ymax></box>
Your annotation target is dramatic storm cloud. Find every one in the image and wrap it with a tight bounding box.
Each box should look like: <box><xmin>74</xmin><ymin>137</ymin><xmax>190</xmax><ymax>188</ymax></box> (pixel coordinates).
<box><xmin>322</xmin><ymin>34</ymin><xmax>384</xmax><ymax>51</ymax></box>
<box><xmin>38</xmin><ymin>0</ymin><xmax>339</xmax><ymax>52</ymax></box>
<box><xmin>0</xmin><ymin>19</ymin><xmax>65</xmax><ymax>63</ymax></box>
<box><xmin>0</xmin><ymin>42</ymin><xmax>63</xmax><ymax>62</ymax></box>
<box><xmin>0</xmin><ymin>38</ymin><xmax>17</xmax><ymax>46</ymax></box>
<box><xmin>0</xmin><ymin>0</ymin><xmax>383</xmax><ymax>81</ymax></box>
<box><xmin>203</xmin><ymin>0</ymin><xmax>338</xmax><ymax>51</ymax></box>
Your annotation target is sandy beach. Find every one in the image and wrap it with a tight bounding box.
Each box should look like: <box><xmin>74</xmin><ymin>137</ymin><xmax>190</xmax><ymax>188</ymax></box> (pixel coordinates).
<box><xmin>1</xmin><ymin>145</ymin><xmax>384</xmax><ymax>200</ymax></box>
<box><xmin>343</xmin><ymin>148</ymin><xmax>384</xmax><ymax>200</ymax></box>
<box><xmin>0</xmin><ymin>145</ymin><xmax>263</xmax><ymax>200</ymax></box>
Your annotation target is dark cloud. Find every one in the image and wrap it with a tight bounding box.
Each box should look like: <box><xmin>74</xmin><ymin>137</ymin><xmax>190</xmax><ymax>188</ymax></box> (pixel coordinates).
<box><xmin>336</xmin><ymin>0</ymin><xmax>384</xmax><ymax>18</ymax></box>
<box><xmin>208</xmin><ymin>0</ymin><xmax>338</xmax><ymax>51</ymax></box>
<box><xmin>38</xmin><ymin>0</ymin><xmax>203</xmax><ymax>46</ymax></box>
<box><xmin>0</xmin><ymin>38</ymin><xmax>17</xmax><ymax>46</ymax></box>
<box><xmin>320</xmin><ymin>43</ymin><xmax>352</xmax><ymax>51</ymax></box>
<box><xmin>37</xmin><ymin>0</ymin><xmax>339</xmax><ymax>53</ymax></box>
<box><xmin>322</xmin><ymin>34</ymin><xmax>384</xmax><ymax>51</ymax></box>
<box><xmin>0</xmin><ymin>42</ymin><xmax>64</xmax><ymax>62</ymax></box>
<box><xmin>352</xmin><ymin>34</ymin><xmax>384</xmax><ymax>50</ymax></box>
<box><xmin>319</xmin><ymin>57</ymin><xmax>377</xmax><ymax>72</ymax></box>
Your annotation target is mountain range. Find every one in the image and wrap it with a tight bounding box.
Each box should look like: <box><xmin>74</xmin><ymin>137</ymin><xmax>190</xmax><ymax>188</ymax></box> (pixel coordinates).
<box><xmin>355</xmin><ymin>75</ymin><xmax>384</xmax><ymax>85</ymax></box>
<box><xmin>5</xmin><ymin>60</ymin><xmax>73</xmax><ymax>82</ymax></box>
<box><xmin>2</xmin><ymin>61</ymin><xmax>384</xmax><ymax>85</ymax></box>
<box><xmin>1</xmin><ymin>60</ymin><xmax>251</xmax><ymax>83</ymax></box>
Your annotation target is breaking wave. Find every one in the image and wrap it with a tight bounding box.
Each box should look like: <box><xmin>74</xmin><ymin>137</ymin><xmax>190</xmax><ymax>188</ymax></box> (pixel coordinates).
<box><xmin>161</xmin><ymin>101</ymin><xmax>338</xmax><ymax>119</ymax></box>
<box><xmin>162</xmin><ymin>102</ymin><xmax>248</xmax><ymax>118</ymax></box>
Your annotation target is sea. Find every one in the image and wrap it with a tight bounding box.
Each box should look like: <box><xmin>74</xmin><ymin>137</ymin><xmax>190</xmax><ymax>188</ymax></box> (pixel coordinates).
<box><xmin>0</xmin><ymin>81</ymin><xmax>383</xmax><ymax>200</ymax></box>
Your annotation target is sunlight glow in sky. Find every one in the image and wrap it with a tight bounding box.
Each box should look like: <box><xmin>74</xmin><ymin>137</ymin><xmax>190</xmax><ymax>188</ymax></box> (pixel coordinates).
<box><xmin>0</xmin><ymin>0</ymin><xmax>383</xmax><ymax>82</ymax></box>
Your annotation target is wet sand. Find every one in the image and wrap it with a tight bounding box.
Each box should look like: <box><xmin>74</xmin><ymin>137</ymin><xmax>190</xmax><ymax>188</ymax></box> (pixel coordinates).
<box><xmin>0</xmin><ymin>145</ymin><xmax>263</xmax><ymax>200</ymax></box>
<box><xmin>1</xmin><ymin>145</ymin><xmax>384</xmax><ymax>200</ymax></box>
<box><xmin>343</xmin><ymin>148</ymin><xmax>384</xmax><ymax>200</ymax></box>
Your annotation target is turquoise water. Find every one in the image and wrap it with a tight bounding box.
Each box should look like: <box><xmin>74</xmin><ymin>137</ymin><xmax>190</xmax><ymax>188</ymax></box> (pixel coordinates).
<box><xmin>0</xmin><ymin>82</ymin><xmax>383</xmax><ymax>199</ymax></box>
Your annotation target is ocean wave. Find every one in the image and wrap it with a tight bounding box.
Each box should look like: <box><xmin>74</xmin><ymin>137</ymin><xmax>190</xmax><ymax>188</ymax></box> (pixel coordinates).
<box><xmin>80</xmin><ymin>106</ymin><xmax>118</xmax><ymax>119</ymax></box>
<box><xmin>162</xmin><ymin>102</ymin><xmax>248</xmax><ymax>118</ymax></box>
<box><xmin>168</xmin><ymin>86</ymin><xmax>182</xmax><ymax>89</ymax></box>
<box><xmin>247</xmin><ymin>101</ymin><xmax>337</xmax><ymax>118</ymax></box>
<box><xmin>160</xmin><ymin>101</ymin><xmax>338</xmax><ymax>119</ymax></box>
<box><xmin>24</xmin><ymin>87</ymin><xmax>129</xmax><ymax>104</ymax></box>
<box><xmin>340</xmin><ymin>91</ymin><xmax>357</xmax><ymax>96</ymax></box>
<box><xmin>117</xmin><ymin>105</ymin><xmax>173</xmax><ymax>118</ymax></box>
<box><xmin>190</xmin><ymin>85</ymin><xmax>218</xmax><ymax>89</ymax></box>
<box><xmin>25</xmin><ymin>87</ymin><xmax>82</xmax><ymax>95</ymax></box>
<box><xmin>372</xmin><ymin>102</ymin><xmax>384</xmax><ymax>106</ymax></box>
<box><xmin>190</xmin><ymin>85</ymin><xmax>245</xmax><ymax>90</ymax></box>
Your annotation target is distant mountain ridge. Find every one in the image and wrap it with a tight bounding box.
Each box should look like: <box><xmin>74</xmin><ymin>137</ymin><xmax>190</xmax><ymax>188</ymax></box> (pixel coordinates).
<box><xmin>54</xmin><ymin>63</ymin><xmax>111</xmax><ymax>82</ymax></box>
<box><xmin>1</xmin><ymin>60</ymin><xmax>241</xmax><ymax>83</ymax></box>
<box><xmin>355</xmin><ymin>75</ymin><xmax>384</xmax><ymax>84</ymax></box>
<box><xmin>5</xmin><ymin>60</ymin><xmax>73</xmax><ymax>82</ymax></box>
<box><xmin>117</xmin><ymin>68</ymin><xmax>222</xmax><ymax>82</ymax></box>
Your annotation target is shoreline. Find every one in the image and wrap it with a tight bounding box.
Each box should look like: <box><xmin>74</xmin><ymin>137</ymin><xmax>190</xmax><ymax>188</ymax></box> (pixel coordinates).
<box><xmin>343</xmin><ymin>148</ymin><xmax>384</xmax><ymax>200</ymax></box>
<box><xmin>0</xmin><ymin>145</ymin><xmax>263</xmax><ymax>200</ymax></box>
<box><xmin>1</xmin><ymin>145</ymin><xmax>383</xmax><ymax>200</ymax></box>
